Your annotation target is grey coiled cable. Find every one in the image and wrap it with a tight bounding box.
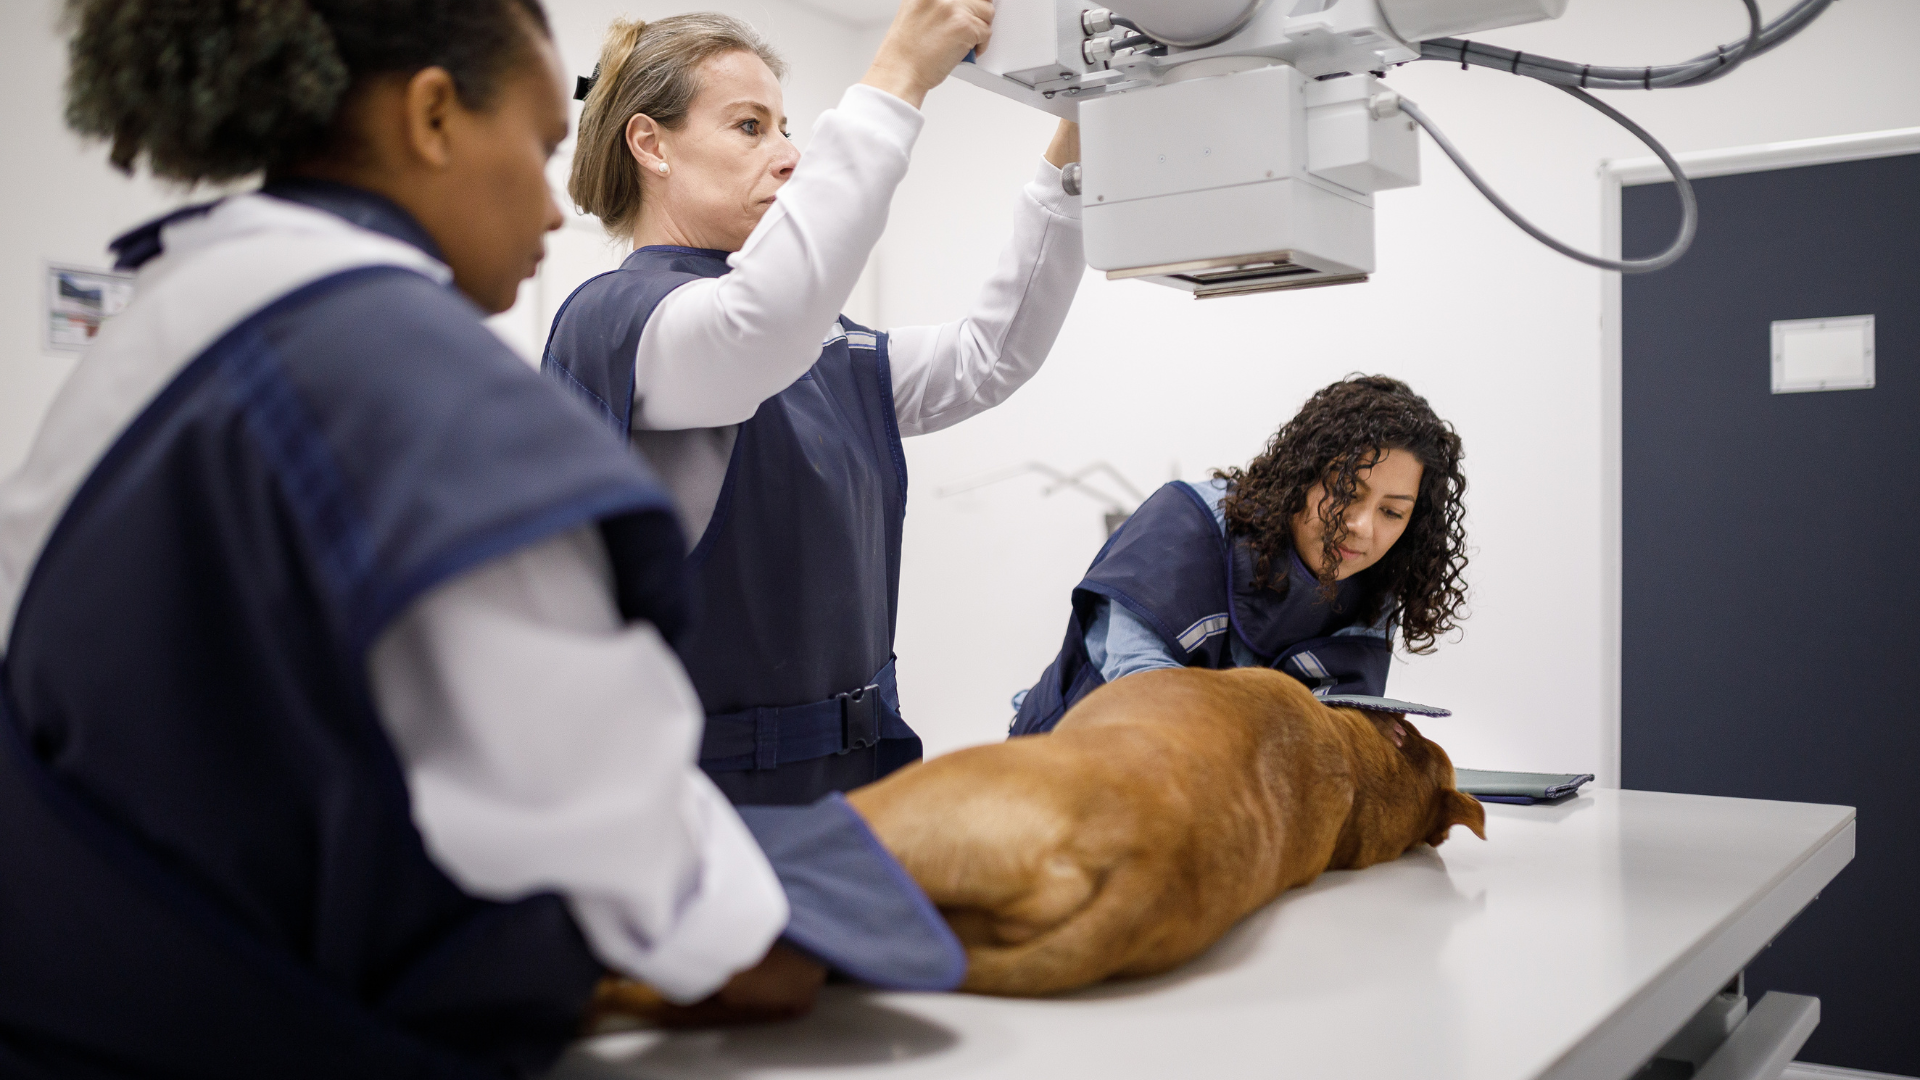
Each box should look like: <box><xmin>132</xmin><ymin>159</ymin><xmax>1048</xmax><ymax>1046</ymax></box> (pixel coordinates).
<box><xmin>1418</xmin><ymin>0</ymin><xmax>1825</xmax><ymax>90</ymax></box>
<box><xmin>1395</xmin><ymin>90</ymin><xmax>1697</xmax><ymax>273</ymax></box>
<box><xmin>1390</xmin><ymin>0</ymin><xmax>1833</xmax><ymax>273</ymax></box>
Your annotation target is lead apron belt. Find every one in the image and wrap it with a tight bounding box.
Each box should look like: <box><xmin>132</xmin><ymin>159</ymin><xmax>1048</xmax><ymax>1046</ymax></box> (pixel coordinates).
<box><xmin>699</xmin><ymin>658</ymin><xmax>912</xmax><ymax>773</ymax></box>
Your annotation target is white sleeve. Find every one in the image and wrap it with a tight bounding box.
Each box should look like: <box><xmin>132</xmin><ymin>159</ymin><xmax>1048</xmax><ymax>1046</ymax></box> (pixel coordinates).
<box><xmin>632</xmin><ymin>84</ymin><xmax>925</xmax><ymax>431</ymax></box>
<box><xmin>886</xmin><ymin>158</ymin><xmax>1086</xmax><ymax>438</ymax></box>
<box><xmin>367</xmin><ymin>526</ymin><xmax>788</xmax><ymax>1004</ymax></box>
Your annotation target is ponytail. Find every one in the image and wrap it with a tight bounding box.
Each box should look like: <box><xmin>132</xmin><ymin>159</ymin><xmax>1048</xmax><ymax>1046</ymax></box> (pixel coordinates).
<box><xmin>586</xmin><ymin>18</ymin><xmax>653</xmax><ymax>112</ymax></box>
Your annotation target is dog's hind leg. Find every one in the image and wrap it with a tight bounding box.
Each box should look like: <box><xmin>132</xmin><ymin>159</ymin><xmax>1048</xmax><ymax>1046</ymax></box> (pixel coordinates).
<box><xmin>961</xmin><ymin>851</ymin><xmax>1101</xmax><ymax>946</ymax></box>
<box><xmin>850</xmin><ymin>753</ymin><xmax>1099</xmax><ymax>942</ymax></box>
<box><xmin>958</xmin><ymin>862</ymin><xmax>1168</xmax><ymax>997</ymax></box>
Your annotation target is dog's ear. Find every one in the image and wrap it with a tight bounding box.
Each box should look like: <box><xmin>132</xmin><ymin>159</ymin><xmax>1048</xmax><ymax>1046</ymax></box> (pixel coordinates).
<box><xmin>1425</xmin><ymin>790</ymin><xmax>1487</xmax><ymax>846</ymax></box>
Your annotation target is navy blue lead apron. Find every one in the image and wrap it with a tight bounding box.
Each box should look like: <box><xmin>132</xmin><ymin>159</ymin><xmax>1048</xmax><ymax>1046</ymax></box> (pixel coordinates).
<box><xmin>545</xmin><ymin>247</ymin><xmax>918</xmax><ymax>805</ymax></box>
<box><xmin>0</xmin><ymin>186</ymin><xmax>689</xmax><ymax>1077</ymax></box>
<box><xmin>1011</xmin><ymin>481</ymin><xmax>1393</xmax><ymax>736</ymax></box>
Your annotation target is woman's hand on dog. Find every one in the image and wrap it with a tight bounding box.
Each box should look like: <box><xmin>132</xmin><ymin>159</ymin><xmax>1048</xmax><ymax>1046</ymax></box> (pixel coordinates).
<box><xmin>1367</xmin><ymin>713</ymin><xmax>1408</xmax><ymax>747</ymax></box>
<box><xmin>588</xmin><ymin>944</ymin><xmax>826</xmax><ymax>1030</ymax></box>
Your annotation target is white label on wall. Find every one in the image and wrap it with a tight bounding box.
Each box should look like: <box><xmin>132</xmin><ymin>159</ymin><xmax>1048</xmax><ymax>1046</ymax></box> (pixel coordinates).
<box><xmin>46</xmin><ymin>263</ymin><xmax>136</xmax><ymax>355</ymax></box>
<box><xmin>1771</xmin><ymin>315</ymin><xmax>1874</xmax><ymax>394</ymax></box>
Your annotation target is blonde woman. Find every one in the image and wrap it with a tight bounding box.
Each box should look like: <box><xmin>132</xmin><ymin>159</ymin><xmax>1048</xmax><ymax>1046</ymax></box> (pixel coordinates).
<box><xmin>546</xmin><ymin>3</ymin><xmax>1086</xmax><ymax>804</ymax></box>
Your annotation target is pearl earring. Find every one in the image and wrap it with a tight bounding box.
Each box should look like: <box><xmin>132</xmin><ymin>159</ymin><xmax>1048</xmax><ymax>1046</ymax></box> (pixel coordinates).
<box><xmin>658</xmin><ymin>163</ymin><xmax>669</xmax><ymax>174</ymax></box>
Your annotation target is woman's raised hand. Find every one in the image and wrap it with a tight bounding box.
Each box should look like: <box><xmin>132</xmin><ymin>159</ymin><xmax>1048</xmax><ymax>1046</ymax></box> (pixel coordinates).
<box><xmin>861</xmin><ymin>0</ymin><xmax>994</xmax><ymax>108</ymax></box>
<box><xmin>1044</xmin><ymin>120</ymin><xmax>1080</xmax><ymax>169</ymax></box>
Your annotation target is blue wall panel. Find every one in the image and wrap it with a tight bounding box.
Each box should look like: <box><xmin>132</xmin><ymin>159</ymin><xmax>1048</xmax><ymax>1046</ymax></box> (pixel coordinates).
<box><xmin>1622</xmin><ymin>151</ymin><xmax>1920</xmax><ymax>1075</ymax></box>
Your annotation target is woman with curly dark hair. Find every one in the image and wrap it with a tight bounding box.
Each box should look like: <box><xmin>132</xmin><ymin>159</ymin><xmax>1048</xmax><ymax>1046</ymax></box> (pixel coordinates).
<box><xmin>1011</xmin><ymin>375</ymin><xmax>1469</xmax><ymax>737</ymax></box>
<box><xmin>0</xmin><ymin>0</ymin><xmax>960</xmax><ymax>1073</ymax></box>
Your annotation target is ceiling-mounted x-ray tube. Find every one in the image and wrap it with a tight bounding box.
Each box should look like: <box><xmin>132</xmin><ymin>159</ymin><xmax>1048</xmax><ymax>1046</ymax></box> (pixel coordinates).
<box><xmin>950</xmin><ymin>0</ymin><xmax>1835</xmax><ymax>293</ymax></box>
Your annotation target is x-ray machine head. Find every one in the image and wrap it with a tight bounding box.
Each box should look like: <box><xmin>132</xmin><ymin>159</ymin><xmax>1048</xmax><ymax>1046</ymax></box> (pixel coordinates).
<box><xmin>952</xmin><ymin>0</ymin><xmax>1570</xmax><ymax>297</ymax></box>
<box><xmin>952</xmin><ymin>0</ymin><xmax>1838</xmax><ymax>296</ymax></box>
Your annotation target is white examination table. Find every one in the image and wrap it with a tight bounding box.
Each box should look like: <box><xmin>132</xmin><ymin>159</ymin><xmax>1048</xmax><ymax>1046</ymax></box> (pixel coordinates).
<box><xmin>553</xmin><ymin>788</ymin><xmax>1855</xmax><ymax>1080</ymax></box>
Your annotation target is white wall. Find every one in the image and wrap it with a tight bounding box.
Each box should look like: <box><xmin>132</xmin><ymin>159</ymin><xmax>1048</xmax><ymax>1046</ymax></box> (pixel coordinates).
<box><xmin>877</xmin><ymin>0</ymin><xmax>1920</xmax><ymax>780</ymax></box>
<box><xmin>0</xmin><ymin>1</ymin><xmax>204</xmax><ymax>475</ymax></box>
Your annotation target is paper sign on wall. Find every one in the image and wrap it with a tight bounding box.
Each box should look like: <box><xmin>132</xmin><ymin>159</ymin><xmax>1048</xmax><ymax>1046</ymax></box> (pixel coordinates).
<box><xmin>46</xmin><ymin>263</ymin><xmax>135</xmax><ymax>355</ymax></box>
<box><xmin>1771</xmin><ymin>315</ymin><xmax>1874</xmax><ymax>394</ymax></box>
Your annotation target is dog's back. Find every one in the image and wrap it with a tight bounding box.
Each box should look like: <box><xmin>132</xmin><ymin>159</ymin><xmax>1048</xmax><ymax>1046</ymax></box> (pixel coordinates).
<box><xmin>848</xmin><ymin>667</ymin><xmax>1483</xmax><ymax>995</ymax></box>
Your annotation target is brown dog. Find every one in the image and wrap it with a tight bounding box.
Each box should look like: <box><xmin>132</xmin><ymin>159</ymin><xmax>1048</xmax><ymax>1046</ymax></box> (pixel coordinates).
<box><xmin>847</xmin><ymin>665</ymin><xmax>1486</xmax><ymax>996</ymax></box>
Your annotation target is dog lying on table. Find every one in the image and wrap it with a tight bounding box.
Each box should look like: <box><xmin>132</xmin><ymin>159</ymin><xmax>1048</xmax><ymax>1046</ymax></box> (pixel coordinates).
<box><xmin>846</xmin><ymin>665</ymin><xmax>1486</xmax><ymax>996</ymax></box>
<box><xmin>588</xmin><ymin>665</ymin><xmax>1485</xmax><ymax>1024</ymax></box>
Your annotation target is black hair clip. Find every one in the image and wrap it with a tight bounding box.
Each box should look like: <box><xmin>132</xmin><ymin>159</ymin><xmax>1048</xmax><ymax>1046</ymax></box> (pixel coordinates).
<box><xmin>574</xmin><ymin>63</ymin><xmax>601</xmax><ymax>102</ymax></box>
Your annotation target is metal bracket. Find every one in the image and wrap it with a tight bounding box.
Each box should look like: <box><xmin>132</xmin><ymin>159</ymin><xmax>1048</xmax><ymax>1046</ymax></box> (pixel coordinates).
<box><xmin>1634</xmin><ymin>986</ymin><xmax>1820</xmax><ymax>1080</ymax></box>
<box><xmin>1694</xmin><ymin>993</ymin><xmax>1820</xmax><ymax>1080</ymax></box>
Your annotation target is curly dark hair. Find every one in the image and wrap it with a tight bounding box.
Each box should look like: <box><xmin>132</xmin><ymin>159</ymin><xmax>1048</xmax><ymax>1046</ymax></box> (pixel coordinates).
<box><xmin>63</xmin><ymin>0</ymin><xmax>552</xmax><ymax>183</ymax></box>
<box><xmin>1217</xmin><ymin>375</ymin><xmax>1468</xmax><ymax>655</ymax></box>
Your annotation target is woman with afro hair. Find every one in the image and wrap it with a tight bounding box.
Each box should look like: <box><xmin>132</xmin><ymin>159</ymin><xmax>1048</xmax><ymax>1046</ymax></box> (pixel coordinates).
<box><xmin>0</xmin><ymin>0</ymin><xmax>964</xmax><ymax>1073</ymax></box>
<box><xmin>1012</xmin><ymin>375</ymin><xmax>1470</xmax><ymax>737</ymax></box>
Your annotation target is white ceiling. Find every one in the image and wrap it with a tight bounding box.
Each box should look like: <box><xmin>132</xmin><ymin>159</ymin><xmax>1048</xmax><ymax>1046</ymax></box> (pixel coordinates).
<box><xmin>787</xmin><ymin>0</ymin><xmax>899</xmax><ymax>27</ymax></box>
